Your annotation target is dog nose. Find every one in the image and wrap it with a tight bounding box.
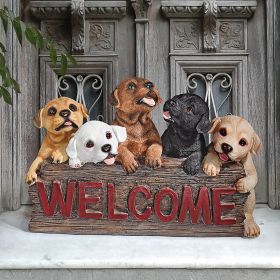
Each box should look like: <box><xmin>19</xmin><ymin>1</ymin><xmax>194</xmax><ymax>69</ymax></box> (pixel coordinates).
<box><xmin>101</xmin><ymin>144</ymin><xmax>112</xmax><ymax>153</ymax></box>
<box><xmin>59</xmin><ymin>109</ymin><xmax>71</xmax><ymax>118</ymax></box>
<box><xmin>221</xmin><ymin>143</ymin><xmax>233</xmax><ymax>154</ymax></box>
<box><xmin>144</xmin><ymin>82</ymin><xmax>153</xmax><ymax>89</ymax></box>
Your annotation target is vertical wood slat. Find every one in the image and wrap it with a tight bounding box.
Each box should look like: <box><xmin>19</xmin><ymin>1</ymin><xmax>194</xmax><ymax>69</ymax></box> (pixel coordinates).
<box><xmin>267</xmin><ymin>0</ymin><xmax>280</xmax><ymax>208</ymax></box>
<box><xmin>0</xmin><ymin>0</ymin><xmax>21</xmax><ymax>211</ymax></box>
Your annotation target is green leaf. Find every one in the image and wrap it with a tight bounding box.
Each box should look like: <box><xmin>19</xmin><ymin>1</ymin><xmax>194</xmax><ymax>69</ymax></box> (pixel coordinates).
<box><xmin>60</xmin><ymin>53</ymin><xmax>67</xmax><ymax>77</ymax></box>
<box><xmin>11</xmin><ymin>78</ymin><xmax>20</xmax><ymax>94</ymax></box>
<box><xmin>0</xmin><ymin>67</ymin><xmax>6</xmax><ymax>79</ymax></box>
<box><xmin>12</xmin><ymin>17</ymin><xmax>23</xmax><ymax>45</ymax></box>
<box><xmin>50</xmin><ymin>44</ymin><xmax>57</xmax><ymax>65</ymax></box>
<box><xmin>35</xmin><ymin>30</ymin><xmax>44</xmax><ymax>50</ymax></box>
<box><xmin>25</xmin><ymin>26</ymin><xmax>37</xmax><ymax>45</ymax></box>
<box><xmin>6</xmin><ymin>7</ymin><xmax>15</xmax><ymax>20</ymax></box>
<box><xmin>0</xmin><ymin>10</ymin><xmax>9</xmax><ymax>34</ymax></box>
<box><xmin>2</xmin><ymin>66</ymin><xmax>12</xmax><ymax>88</ymax></box>
<box><xmin>20</xmin><ymin>20</ymin><xmax>26</xmax><ymax>33</ymax></box>
<box><xmin>66</xmin><ymin>53</ymin><xmax>76</xmax><ymax>66</ymax></box>
<box><xmin>0</xmin><ymin>52</ymin><xmax>5</xmax><ymax>66</ymax></box>
<box><xmin>0</xmin><ymin>41</ymin><xmax>6</xmax><ymax>52</ymax></box>
<box><xmin>0</xmin><ymin>86</ymin><xmax>12</xmax><ymax>105</ymax></box>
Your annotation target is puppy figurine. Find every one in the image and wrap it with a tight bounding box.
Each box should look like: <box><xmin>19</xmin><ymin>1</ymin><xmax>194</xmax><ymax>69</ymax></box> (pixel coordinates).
<box><xmin>202</xmin><ymin>115</ymin><xmax>262</xmax><ymax>237</ymax></box>
<box><xmin>162</xmin><ymin>93</ymin><xmax>211</xmax><ymax>175</ymax></box>
<box><xmin>26</xmin><ymin>97</ymin><xmax>88</xmax><ymax>185</ymax></box>
<box><xmin>66</xmin><ymin>120</ymin><xmax>127</xmax><ymax>168</ymax></box>
<box><xmin>111</xmin><ymin>77</ymin><xmax>163</xmax><ymax>173</ymax></box>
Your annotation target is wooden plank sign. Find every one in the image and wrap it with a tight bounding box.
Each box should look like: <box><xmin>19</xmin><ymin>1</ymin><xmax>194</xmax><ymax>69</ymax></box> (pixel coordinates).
<box><xmin>29</xmin><ymin>158</ymin><xmax>248</xmax><ymax>237</ymax></box>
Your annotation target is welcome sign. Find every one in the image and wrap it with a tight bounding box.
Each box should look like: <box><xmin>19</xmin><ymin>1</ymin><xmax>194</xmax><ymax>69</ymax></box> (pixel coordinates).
<box><xmin>29</xmin><ymin>158</ymin><xmax>248</xmax><ymax>236</ymax></box>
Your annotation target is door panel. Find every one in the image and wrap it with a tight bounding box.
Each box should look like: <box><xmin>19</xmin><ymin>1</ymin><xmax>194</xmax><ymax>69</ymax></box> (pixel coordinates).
<box><xmin>11</xmin><ymin>0</ymin><xmax>269</xmax><ymax>206</ymax></box>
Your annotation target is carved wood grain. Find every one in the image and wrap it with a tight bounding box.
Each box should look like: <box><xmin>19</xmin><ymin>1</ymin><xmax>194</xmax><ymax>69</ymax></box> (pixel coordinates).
<box><xmin>29</xmin><ymin>158</ymin><xmax>248</xmax><ymax>236</ymax></box>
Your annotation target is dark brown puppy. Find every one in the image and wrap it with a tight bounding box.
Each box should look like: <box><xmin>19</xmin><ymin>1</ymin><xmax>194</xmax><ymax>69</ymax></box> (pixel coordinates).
<box><xmin>111</xmin><ymin>77</ymin><xmax>162</xmax><ymax>173</ymax></box>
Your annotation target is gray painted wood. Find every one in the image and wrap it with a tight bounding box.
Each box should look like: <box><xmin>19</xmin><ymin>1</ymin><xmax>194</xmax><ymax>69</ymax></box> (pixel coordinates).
<box><xmin>246</xmin><ymin>0</ymin><xmax>267</xmax><ymax>203</ymax></box>
<box><xmin>0</xmin><ymin>0</ymin><xmax>22</xmax><ymax>211</ymax></box>
<box><xmin>266</xmin><ymin>0</ymin><xmax>280</xmax><ymax>208</ymax></box>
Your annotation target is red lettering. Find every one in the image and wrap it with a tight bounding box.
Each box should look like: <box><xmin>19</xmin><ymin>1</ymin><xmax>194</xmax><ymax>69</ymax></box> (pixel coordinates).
<box><xmin>128</xmin><ymin>186</ymin><xmax>152</xmax><ymax>221</ymax></box>
<box><xmin>37</xmin><ymin>181</ymin><xmax>75</xmax><ymax>217</ymax></box>
<box><xmin>212</xmin><ymin>188</ymin><xmax>237</xmax><ymax>225</ymax></box>
<box><xmin>154</xmin><ymin>187</ymin><xmax>179</xmax><ymax>222</ymax></box>
<box><xmin>107</xmin><ymin>183</ymin><xmax>128</xmax><ymax>220</ymax></box>
<box><xmin>178</xmin><ymin>186</ymin><xmax>211</xmax><ymax>224</ymax></box>
<box><xmin>78</xmin><ymin>182</ymin><xmax>103</xmax><ymax>219</ymax></box>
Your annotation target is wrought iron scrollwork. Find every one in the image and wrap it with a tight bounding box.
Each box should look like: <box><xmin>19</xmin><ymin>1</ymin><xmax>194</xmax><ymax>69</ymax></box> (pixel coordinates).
<box><xmin>57</xmin><ymin>74</ymin><xmax>104</xmax><ymax>121</ymax></box>
<box><xmin>186</xmin><ymin>73</ymin><xmax>232</xmax><ymax>118</ymax></box>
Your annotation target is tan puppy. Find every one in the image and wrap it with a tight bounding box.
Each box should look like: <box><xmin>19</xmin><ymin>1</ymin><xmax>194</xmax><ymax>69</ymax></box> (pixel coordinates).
<box><xmin>202</xmin><ymin>115</ymin><xmax>262</xmax><ymax>237</ymax></box>
<box><xmin>26</xmin><ymin>97</ymin><xmax>88</xmax><ymax>185</ymax></box>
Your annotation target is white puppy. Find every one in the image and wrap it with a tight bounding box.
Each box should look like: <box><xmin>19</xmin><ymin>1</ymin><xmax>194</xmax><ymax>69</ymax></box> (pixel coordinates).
<box><xmin>66</xmin><ymin>120</ymin><xmax>127</xmax><ymax>168</ymax></box>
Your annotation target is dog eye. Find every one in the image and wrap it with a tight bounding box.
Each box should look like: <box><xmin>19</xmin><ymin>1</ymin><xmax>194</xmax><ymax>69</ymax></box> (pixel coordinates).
<box><xmin>85</xmin><ymin>140</ymin><xmax>94</xmax><ymax>148</ymax></box>
<box><xmin>144</xmin><ymin>82</ymin><xmax>153</xmax><ymax>89</ymax></box>
<box><xmin>106</xmin><ymin>132</ymin><xmax>112</xmax><ymax>139</ymax></box>
<box><xmin>239</xmin><ymin>139</ymin><xmax>247</xmax><ymax>146</ymax></box>
<box><xmin>69</xmin><ymin>104</ymin><xmax>77</xmax><ymax>112</ymax></box>
<box><xmin>219</xmin><ymin>128</ymin><xmax>227</xmax><ymax>136</ymax></box>
<box><xmin>186</xmin><ymin>106</ymin><xmax>193</xmax><ymax>112</ymax></box>
<box><xmin>47</xmin><ymin>107</ymin><xmax>57</xmax><ymax>116</ymax></box>
<box><xmin>128</xmin><ymin>82</ymin><xmax>136</xmax><ymax>90</ymax></box>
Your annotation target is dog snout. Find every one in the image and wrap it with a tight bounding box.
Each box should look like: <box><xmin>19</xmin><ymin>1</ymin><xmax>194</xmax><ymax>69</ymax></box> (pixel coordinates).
<box><xmin>221</xmin><ymin>143</ymin><xmax>233</xmax><ymax>154</ymax></box>
<box><xmin>101</xmin><ymin>144</ymin><xmax>112</xmax><ymax>153</ymax></box>
<box><xmin>59</xmin><ymin>109</ymin><xmax>71</xmax><ymax>118</ymax></box>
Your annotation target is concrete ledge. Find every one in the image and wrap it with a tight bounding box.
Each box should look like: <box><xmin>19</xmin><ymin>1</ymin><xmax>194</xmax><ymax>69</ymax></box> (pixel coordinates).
<box><xmin>0</xmin><ymin>205</ymin><xmax>279</xmax><ymax>270</ymax></box>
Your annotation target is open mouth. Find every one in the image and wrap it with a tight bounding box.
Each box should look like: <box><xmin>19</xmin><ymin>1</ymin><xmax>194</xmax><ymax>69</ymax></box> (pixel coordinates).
<box><xmin>55</xmin><ymin>119</ymin><xmax>78</xmax><ymax>131</ymax></box>
<box><xmin>163</xmin><ymin>111</ymin><xmax>173</xmax><ymax>122</ymax></box>
<box><xmin>137</xmin><ymin>97</ymin><xmax>156</xmax><ymax>107</ymax></box>
<box><xmin>103</xmin><ymin>154</ymin><xmax>116</xmax><ymax>165</ymax></box>
<box><xmin>218</xmin><ymin>153</ymin><xmax>230</xmax><ymax>162</ymax></box>
<box><xmin>137</xmin><ymin>91</ymin><xmax>158</xmax><ymax>107</ymax></box>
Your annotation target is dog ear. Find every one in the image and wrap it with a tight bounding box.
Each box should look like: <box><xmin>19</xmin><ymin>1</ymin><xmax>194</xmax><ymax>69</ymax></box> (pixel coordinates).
<box><xmin>196</xmin><ymin>114</ymin><xmax>211</xmax><ymax>133</ymax></box>
<box><xmin>110</xmin><ymin>88</ymin><xmax>120</xmax><ymax>108</ymax></box>
<box><xmin>80</xmin><ymin>103</ymin><xmax>89</xmax><ymax>120</ymax></box>
<box><xmin>251</xmin><ymin>132</ymin><xmax>262</xmax><ymax>155</ymax></box>
<box><xmin>66</xmin><ymin>137</ymin><xmax>78</xmax><ymax>159</ymax></box>
<box><xmin>33</xmin><ymin>108</ymin><xmax>44</xmax><ymax>128</ymax></box>
<box><xmin>208</xmin><ymin>117</ymin><xmax>222</xmax><ymax>134</ymax></box>
<box><xmin>111</xmin><ymin>125</ymin><xmax>127</xmax><ymax>143</ymax></box>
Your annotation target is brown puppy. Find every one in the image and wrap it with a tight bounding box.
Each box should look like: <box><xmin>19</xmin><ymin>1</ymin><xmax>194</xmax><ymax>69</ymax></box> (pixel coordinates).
<box><xmin>111</xmin><ymin>77</ymin><xmax>162</xmax><ymax>173</ymax></box>
<box><xmin>202</xmin><ymin>115</ymin><xmax>262</xmax><ymax>237</ymax></box>
<box><xmin>26</xmin><ymin>97</ymin><xmax>88</xmax><ymax>185</ymax></box>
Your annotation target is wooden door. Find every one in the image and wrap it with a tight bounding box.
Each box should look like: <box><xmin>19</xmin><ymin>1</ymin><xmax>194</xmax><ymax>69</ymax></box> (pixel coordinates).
<box><xmin>1</xmin><ymin>0</ymin><xmax>278</xmax><ymax>210</ymax></box>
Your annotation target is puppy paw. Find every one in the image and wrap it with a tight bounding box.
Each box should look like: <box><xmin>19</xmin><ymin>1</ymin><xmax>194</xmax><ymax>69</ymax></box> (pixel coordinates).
<box><xmin>52</xmin><ymin>150</ymin><xmax>67</xmax><ymax>164</ymax></box>
<box><xmin>145</xmin><ymin>156</ymin><xmax>162</xmax><ymax>169</ymax></box>
<box><xmin>203</xmin><ymin>162</ymin><xmax>220</xmax><ymax>176</ymax></box>
<box><xmin>235</xmin><ymin>178</ymin><xmax>250</xmax><ymax>193</ymax></box>
<box><xmin>69</xmin><ymin>158</ymin><xmax>83</xmax><ymax>169</ymax></box>
<box><xmin>25</xmin><ymin>170</ymin><xmax>38</xmax><ymax>185</ymax></box>
<box><xmin>122</xmin><ymin>156</ymin><xmax>138</xmax><ymax>174</ymax></box>
<box><xmin>244</xmin><ymin>219</ymin><xmax>260</xmax><ymax>238</ymax></box>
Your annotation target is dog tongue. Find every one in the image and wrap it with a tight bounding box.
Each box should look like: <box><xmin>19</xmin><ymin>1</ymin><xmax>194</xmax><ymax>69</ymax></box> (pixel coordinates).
<box><xmin>219</xmin><ymin>153</ymin><xmax>229</xmax><ymax>162</ymax></box>
<box><xmin>141</xmin><ymin>97</ymin><xmax>156</xmax><ymax>107</ymax></box>
<box><xmin>64</xmin><ymin>121</ymin><xmax>72</xmax><ymax>126</ymax></box>
<box><xmin>104</xmin><ymin>156</ymin><xmax>115</xmax><ymax>165</ymax></box>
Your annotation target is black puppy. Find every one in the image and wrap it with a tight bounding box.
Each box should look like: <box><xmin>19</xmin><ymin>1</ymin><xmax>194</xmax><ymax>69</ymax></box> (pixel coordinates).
<box><xmin>161</xmin><ymin>93</ymin><xmax>211</xmax><ymax>175</ymax></box>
